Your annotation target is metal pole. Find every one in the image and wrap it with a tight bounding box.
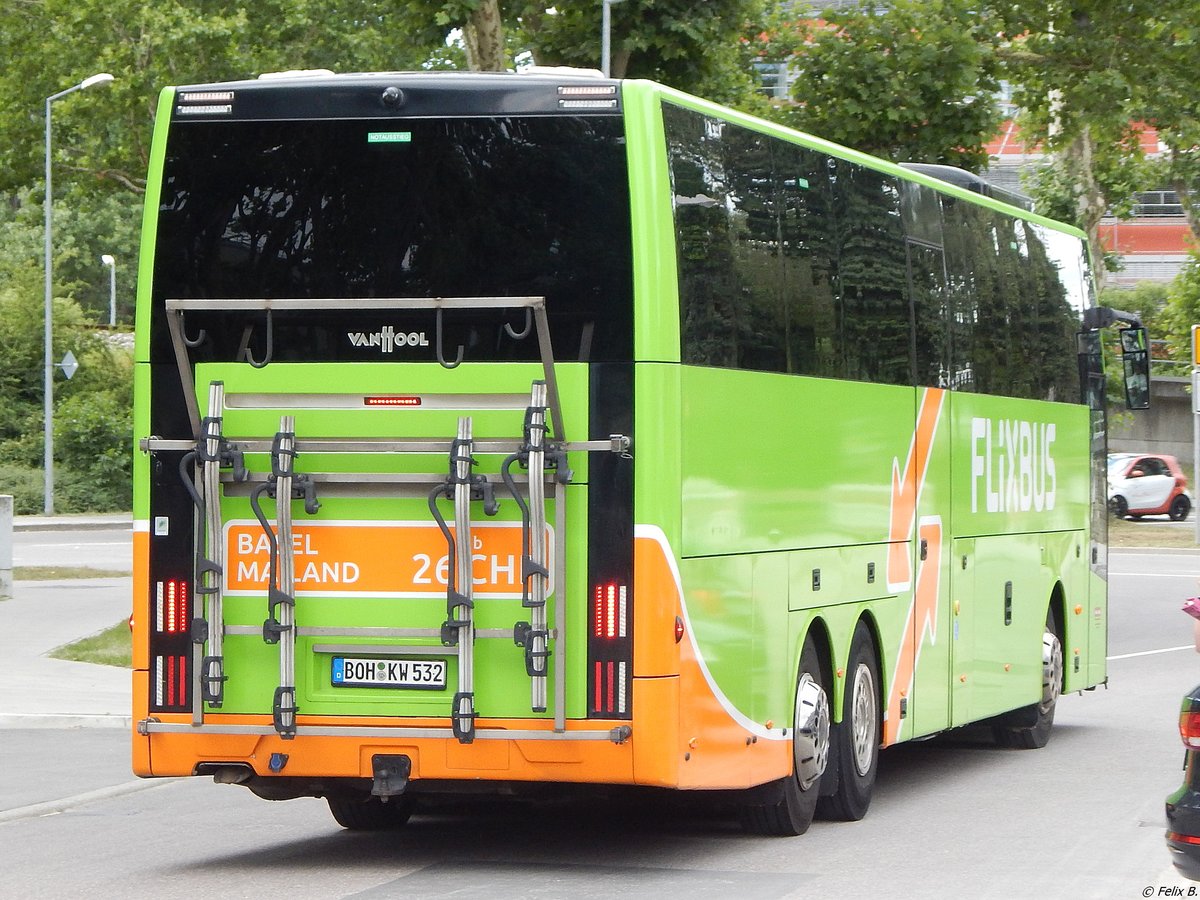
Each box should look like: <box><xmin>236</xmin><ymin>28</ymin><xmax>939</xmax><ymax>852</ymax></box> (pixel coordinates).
<box><xmin>601</xmin><ymin>0</ymin><xmax>611</xmax><ymax>77</ymax></box>
<box><xmin>43</xmin><ymin>94</ymin><xmax>54</xmax><ymax>515</ymax></box>
<box><xmin>102</xmin><ymin>254</ymin><xmax>116</xmax><ymax>326</ymax></box>
<box><xmin>1193</xmin><ymin>327</ymin><xmax>1200</xmax><ymax>546</ymax></box>
<box><xmin>601</xmin><ymin>0</ymin><xmax>625</xmax><ymax>78</ymax></box>
<box><xmin>43</xmin><ymin>73</ymin><xmax>113</xmax><ymax>515</ymax></box>
<box><xmin>1193</xmin><ymin>367</ymin><xmax>1199</xmax><ymax>546</ymax></box>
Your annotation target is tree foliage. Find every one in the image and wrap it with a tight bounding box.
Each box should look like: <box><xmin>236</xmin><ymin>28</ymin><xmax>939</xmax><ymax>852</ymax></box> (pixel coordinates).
<box><xmin>753</xmin><ymin>0</ymin><xmax>1004</xmax><ymax>171</ymax></box>
<box><xmin>0</xmin><ymin>0</ymin><xmax>433</xmax><ymax>194</ymax></box>
<box><xmin>989</xmin><ymin>1</ymin><xmax>1174</xmax><ymax>283</ymax></box>
<box><xmin>393</xmin><ymin>1</ymin><xmax>765</xmax><ymax>103</ymax></box>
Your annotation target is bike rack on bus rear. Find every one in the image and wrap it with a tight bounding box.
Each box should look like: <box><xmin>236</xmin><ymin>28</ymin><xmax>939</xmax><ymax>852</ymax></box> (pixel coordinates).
<box><xmin>140</xmin><ymin>296</ymin><xmax>632</xmax><ymax>746</ymax></box>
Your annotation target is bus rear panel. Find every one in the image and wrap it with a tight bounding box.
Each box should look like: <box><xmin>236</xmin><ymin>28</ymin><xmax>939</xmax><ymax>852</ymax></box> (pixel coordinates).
<box><xmin>133</xmin><ymin>73</ymin><xmax>667</xmax><ymax>798</ymax></box>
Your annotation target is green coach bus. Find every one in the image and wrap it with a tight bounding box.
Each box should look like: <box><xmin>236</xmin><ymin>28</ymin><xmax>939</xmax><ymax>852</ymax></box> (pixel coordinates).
<box><xmin>131</xmin><ymin>70</ymin><xmax>1146</xmax><ymax>836</ymax></box>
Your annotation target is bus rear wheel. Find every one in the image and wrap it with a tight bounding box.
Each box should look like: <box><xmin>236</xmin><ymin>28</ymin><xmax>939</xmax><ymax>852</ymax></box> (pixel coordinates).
<box><xmin>327</xmin><ymin>793</ymin><xmax>415</xmax><ymax>830</ymax></box>
<box><xmin>740</xmin><ymin>635</ymin><xmax>829</xmax><ymax>836</ymax></box>
<box><xmin>993</xmin><ymin>611</ymin><xmax>1062</xmax><ymax>750</ymax></box>
<box><xmin>817</xmin><ymin>622</ymin><xmax>880</xmax><ymax>821</ymax></box>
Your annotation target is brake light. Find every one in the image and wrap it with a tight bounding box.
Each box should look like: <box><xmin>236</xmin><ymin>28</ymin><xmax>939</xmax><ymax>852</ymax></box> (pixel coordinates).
<box><xmin>593</xmin><ymin>582</ymin><xmax>626</xmax><ymax>639</ymax></box>
<box><xmin>589</xmin><ymin>581</ymin><xmax>631</xmax><ymax>718</ymax></box>
<box><xmin>1181</xmin><ymin>710</ymin><xmax>1200</xmax><ymax>748</ymax></box>
<box><xmin>162</xmin><ymin>579</ymin><xmax>188</xmax><ymax>634</ymax></box>
<box><xmin>1168</xmin><ymin>832</ymin><xmax>1200</xmax><ymax>845</ymax></box>
<box><xmin>364</xmin><ymin>395</ymin><xmax>421</xmax><ymax>407</ymax></box>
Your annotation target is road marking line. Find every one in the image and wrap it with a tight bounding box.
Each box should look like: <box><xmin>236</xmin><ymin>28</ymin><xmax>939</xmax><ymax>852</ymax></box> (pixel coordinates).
<box><xmin>1108</xmin><ymin>573</ymin><xmax>1200</xmax><ymax>578</ymax></box>
<box><xmin>0</xmin><ymin>778</ymin><xmax>179</xmax><ymax>824</ymax></box>
<box><xmin>1108</xmin><ymin>645</ymin><xmax>1193</xmax><ymax>660</ymax></box>
<box><xmin>24</xmin><ymin>542</ymin><xmax>130</xmax><ymax>548</ymax></box>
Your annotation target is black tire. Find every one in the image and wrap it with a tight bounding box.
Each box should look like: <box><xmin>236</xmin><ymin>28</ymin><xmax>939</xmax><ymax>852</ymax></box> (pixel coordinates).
<box><xmin>1171</xmin><ymin>494</ymin><xmax>1192</xmax><ymax>522</ymax></box>
<box><xmin>740</xmin><ymin>635</ymin><xmax>829</xmax><ymax>836</ymax></box>
<box><xmin>817</xmin><ymin>622</ymin><xmax>880</xmax><ymax>821</ymax></box>
<box><xmin>1109</xmin><ymin>495</ymin><xmax>1128</xmax><ymax>518</ymax></box>
<box><xmin>993</xmin><ymin>610</ymin><xmax>1062</xmax><ymax>750</ymax></box>
<box><xmin>327</xmin><ymin>793</ymin><xmax>415</xmax><ymax>830</ymax></box>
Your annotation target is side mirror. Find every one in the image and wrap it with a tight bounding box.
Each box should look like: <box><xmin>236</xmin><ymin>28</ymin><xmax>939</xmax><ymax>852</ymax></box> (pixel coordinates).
<box><xmin>1120</xmin><ymin>326</ymin><xmax>1150</xmax><ymax>410</ymax></box>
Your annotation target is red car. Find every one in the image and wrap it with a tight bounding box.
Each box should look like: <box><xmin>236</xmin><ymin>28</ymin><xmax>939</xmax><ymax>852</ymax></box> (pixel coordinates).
<box><xmin>1107</xmin><ymin>452</ymin><xmax>1191</xmax><ymax>520</ymax></box>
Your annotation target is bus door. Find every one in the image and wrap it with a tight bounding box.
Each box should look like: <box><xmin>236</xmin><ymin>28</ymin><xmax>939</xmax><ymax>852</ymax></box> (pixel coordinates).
<box><xmin>151</xmin><ymin>296</ymin><xmax>626</xmax><ymax>743</ymax></box>
<box><xmin>902</xmin><ymin>387</ymin><xmax>953</xmax><ymax>739</ymax></box>
<box><xmin>905</xmin><ymin>235</ymin><xmax>954</xmax><ymax>739</ymax></box>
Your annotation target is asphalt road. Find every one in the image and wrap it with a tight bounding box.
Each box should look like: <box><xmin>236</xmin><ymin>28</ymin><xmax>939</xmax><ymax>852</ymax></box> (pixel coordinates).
<box><xmin>13</xmin><ymin>526</ymin><xmax>132</xmax><ymax>571</ymax></box>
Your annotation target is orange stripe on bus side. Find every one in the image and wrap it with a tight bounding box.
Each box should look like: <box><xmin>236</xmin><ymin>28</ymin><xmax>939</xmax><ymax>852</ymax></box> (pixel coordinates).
<box><xmin>131</xmin><ymin>528</ymin><xmax>150</xmax><ymax>672</ymax></box>
<box><xmin>884</xmin><ymin>388</ymin><xmax>946</xmax><ymax>747</ymax></box>
<box><xmin>139</xmin><ymin>532</ymin><xmax>788</xmax><ymax>790</ymax></box>
<box><xmin>635</xmin><ymin>534</ymin><xmax>790</xmax><ymax>790</ymax></box>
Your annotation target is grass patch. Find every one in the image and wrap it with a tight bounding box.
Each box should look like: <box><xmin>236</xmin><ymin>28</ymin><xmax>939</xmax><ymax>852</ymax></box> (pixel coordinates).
<box><xmin>1109</xmin><ymin>516</ymin><xmax>1200</xmax><ymax>549</ymax></box>
<box><xmin>49</xmin><ymin>619</ymin><xmax>131</xmax><ymax>668</ymax></box>
<box><xmin>15</xmin><ymin>566</ymin><xmax>130</xmax><ymax>580</ymax></box>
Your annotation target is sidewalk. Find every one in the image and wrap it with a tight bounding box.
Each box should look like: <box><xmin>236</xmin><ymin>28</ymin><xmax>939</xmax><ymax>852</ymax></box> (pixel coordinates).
<box><xmin>14</xmin><ymin>511</ymin><xmax>132</xmax><ymax>532</ymax></box>
<box><xmin>0</xmin><ymin>514</ymin><xmax>133</xmax><ymax>729</ymax></box>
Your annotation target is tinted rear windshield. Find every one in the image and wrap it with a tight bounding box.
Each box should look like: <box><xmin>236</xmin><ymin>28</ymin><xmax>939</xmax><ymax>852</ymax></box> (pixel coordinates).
<box><xmin>152</xmin><ymin>115</ymin><xmax>633</xmax><ymax>364</ymax></box>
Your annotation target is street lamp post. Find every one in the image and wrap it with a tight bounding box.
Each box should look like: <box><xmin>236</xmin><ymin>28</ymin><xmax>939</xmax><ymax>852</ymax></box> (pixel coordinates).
<box><xmin>601</xmin><ymin>0</ymin><xmax>627</xmax><ymax>78</ymax></box>
<box><xmin>44</xmin><ymin>72</ymin><xmax>114</xmax><ymax>515</ymax></box>
<box><xmin>100</xmin><ymin>254</ymin><xmax>116</xmax><ymax>327</ymax></box>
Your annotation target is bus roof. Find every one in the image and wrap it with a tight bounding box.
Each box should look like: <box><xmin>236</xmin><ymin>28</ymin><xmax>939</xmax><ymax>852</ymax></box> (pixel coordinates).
<box><xmin>168</xmin><ymin>70</ymin><xmax>624</xmax><ymax>122</ymax></box>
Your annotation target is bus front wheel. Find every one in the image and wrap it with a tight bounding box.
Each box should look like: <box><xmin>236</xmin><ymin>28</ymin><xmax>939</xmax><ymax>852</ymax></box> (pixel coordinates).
<box><xmin>740</xmin><ymin>635</ymin><xmax>829</xmax><ymax>836</ymax></box>
<box><xmin>817</xmin><ymin>622</ymin><xmax>880</xmax><ymax>821</ymax></box>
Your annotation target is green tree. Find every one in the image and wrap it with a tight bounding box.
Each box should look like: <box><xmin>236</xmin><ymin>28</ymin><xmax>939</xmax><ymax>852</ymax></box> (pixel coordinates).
<box><xmin>1138</xmin><ymin>11</ymin><xmax>1200</xmax><ymax>242</ymax></box>
<box><xmin>523</xmin><ymin>1</ymin><xmax>765</xmax><ymax>103</ymax></box>
<box><xmin>754</xmin><ymin>0</ymin><xmax>1004</xmax><ymax>171</ymax></box>
<box><xmin>395</xmin><ymin>1</ymin><xmax>765</xmax><ymax>103</ymax></box>
<box><xmin>1159</xmin><ymin>252</ymin><xmax>1200</xmax><ymax>365</ymax></box>
<box><xmin>994</xmin><ymin>2</ymin><xmax>1200</xmax><ymax>284</ymax></box>
<box><xmin>0</xmin><ymin>257</ymin><xmax>131</xmax><ymax>512</ymax></box>
<box><xmin>0</xmin><ymin>0</ymin><xmax>435</xmax><ymax>195</ymax></box>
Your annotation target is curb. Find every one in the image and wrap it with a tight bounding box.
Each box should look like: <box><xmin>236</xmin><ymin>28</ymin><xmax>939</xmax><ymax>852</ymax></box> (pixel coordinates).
<box><xmin>0</xmin><ymin>778</ymin><xmax>175</xmax><ymax>824</ymax></box>
<box><xmin>0</xmin><ymin>713</ymin><xmax>131</xmax><ymax>730</ymax></box>
<box><xmin>13</xmin><ymin>519</ymin><xmax>132</xmax><ymax>533</ymax></box>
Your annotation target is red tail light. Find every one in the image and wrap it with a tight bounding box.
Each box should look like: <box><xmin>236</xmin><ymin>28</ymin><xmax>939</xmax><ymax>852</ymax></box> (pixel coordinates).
<box><xmin>162</xmin><ymin>579</ymin><xmax>189</xmax><ymax>634</ymax></box>
<box><xmin>593</xmin><ymin>582</ymin><xmax>626</xmax><ymax>639</ymax></box>
<box><xmin>1180</xmin><ymin>710</ymin><xmax>1200</xmax><ymax>748</ymax></box>
<box><xmin>155</xmin><ymin>654</ymin><xmax>188</xmax><ymax>709</ymax></box>
<box><xmin>589</xmin><ymin>581</ymin><xmax>631</xmax><ymax>718</ymax></box>
<box><xmin>152</xmin><ymin>578</ymin><xmax>192</xmax><ymax>712</ymax></box>
<box><xmin>364</xmin><ymin>395</ymin><xmax>421</xmax><ymax>407</ymax></box>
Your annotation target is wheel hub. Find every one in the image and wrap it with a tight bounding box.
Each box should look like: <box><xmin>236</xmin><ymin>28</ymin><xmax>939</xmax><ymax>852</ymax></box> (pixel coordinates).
<box><xmin>849</xmin><ymin>662</ymin><xmax>877</xmax><ymax>777</ymax></box>
<box><xmin>793</xmin><ymin>673</ymin><xmax>830</xmax><ymax>790</ymax></box>
<box><xmin>1040</xmin><ymin>630</ymin><xmax>1063</xmax><ymax>715</ymax></box>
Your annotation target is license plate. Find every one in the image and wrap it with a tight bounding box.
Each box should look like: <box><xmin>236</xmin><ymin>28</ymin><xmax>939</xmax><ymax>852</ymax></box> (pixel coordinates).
<box><xmin>331</xmin><ymin>657</ymin><xmax>446</xmax><ymax>690</ymax></box>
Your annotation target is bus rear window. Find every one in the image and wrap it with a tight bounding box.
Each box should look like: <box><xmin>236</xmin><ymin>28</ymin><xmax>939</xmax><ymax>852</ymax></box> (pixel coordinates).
<box><xmin>152</xmin><ymin>116</ymin><xmax>633</xmax><ymax>364</ymax></box>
